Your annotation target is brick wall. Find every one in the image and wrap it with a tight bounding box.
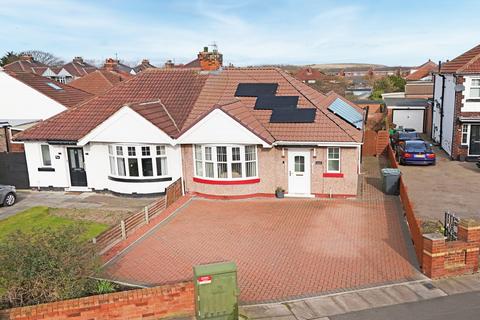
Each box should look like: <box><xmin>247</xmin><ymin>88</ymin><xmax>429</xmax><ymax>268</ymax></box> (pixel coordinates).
<box><xmin>451</xmin><ymin>76</ymin><xmax>480</xmax><ymax>160</ymax></box>
<box><xmin>0</xmin><ymin>281</ymin><xmax>194</xmax><ymax>320</ymax></box>
<box><xmin>423</xmin><ymin>220</ymin><xmax>480</xmax><ymax>278</ymax></box>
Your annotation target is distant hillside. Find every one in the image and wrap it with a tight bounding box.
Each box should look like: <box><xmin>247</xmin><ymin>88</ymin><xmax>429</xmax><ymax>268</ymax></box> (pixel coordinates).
<box><xmin>310</xmin><ymin>63</ymin><xmax>386</xmax><ymax>70</ymax></box>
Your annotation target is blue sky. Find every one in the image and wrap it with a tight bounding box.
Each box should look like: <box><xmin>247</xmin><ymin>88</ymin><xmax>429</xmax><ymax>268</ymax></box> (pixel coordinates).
<box><xmin>0</xmin><ymin>0</ymin><xmax>478</xmax><ymax>67</ymax></box>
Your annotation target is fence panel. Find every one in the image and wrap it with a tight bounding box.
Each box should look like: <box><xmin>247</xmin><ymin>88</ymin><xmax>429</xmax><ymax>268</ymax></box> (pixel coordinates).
<box><xmin>0</xmin><ymin>152</ymin><xmax>29</xmax><ymax>188</ymax></box>
<box><xmin>93</xmin><ymin>179</ymin><xmax>182</xmax><ymax>253</ymax></box>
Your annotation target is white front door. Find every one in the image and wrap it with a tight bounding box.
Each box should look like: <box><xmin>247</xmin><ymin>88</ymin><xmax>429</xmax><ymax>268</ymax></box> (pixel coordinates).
<box><xmin>288</xmin><ymin>150</ymin><xmax>311</xmax><ymax>195</ymax></box>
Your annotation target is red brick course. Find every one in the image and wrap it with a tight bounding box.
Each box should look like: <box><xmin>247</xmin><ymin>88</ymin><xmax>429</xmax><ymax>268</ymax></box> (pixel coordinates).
<box><xmin>0</xmin><ymin>281</ymin><xmax>194</xmax><ymax>320</ymax></box>
<box><xmin>422</xmin><ymin>222</ymin><xmax>480</xmax><ymax>279</ymax></box>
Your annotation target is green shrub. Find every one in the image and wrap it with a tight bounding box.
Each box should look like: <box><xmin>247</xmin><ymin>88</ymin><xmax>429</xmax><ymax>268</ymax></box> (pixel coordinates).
<box><xmin>0</xmin><ymin>225</ymin><xmax>99</xmax><ymax>308</ymax></box>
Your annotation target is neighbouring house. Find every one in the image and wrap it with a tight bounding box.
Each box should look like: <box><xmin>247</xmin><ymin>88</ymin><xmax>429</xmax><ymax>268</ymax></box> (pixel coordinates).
<box><xmin>3</xmin><ymin>55</ymin><xmax>98</xmax><ymax>84</ymax></box>
<box><xmin>133</xmin><ymin>59</ymin><xmax>156</xmax><ymax>73</ymax></box>
<box><xmin>103</xmin><ymin>58</ymin><xmax>137</xmax><ymax>76</ymax></box>
<box><xmin>59</xmin><ymin>57</ymin><xmax>97</xmax><ymax>83</ymax></box>
<box><xmin>293</xmin><ymin>67</ymin><xmax>327</xmax><ymax>84</ymax></box>
<box><xmin>405</xmin><ymin>60</ymin><xmax>437</xmax><ymax>99</ymax></box>
<box><xmin>69</xmin><ymin>69</ymin><xmax>131</xmax><ymax>95</ymax></box>
<box><xmin>384</xmin><ymin>98</ymin><xmax>431</xmax><ymax>133</ymax></box>
<box><xmin>432</xmin><ymin>43</ymin><xmax>480</xmax><ymax>160</ymax></box>
<box><xmin>0</xmin><ymin>69</ymin><xmax>93</xmax><ymax>152</ymax></box>
<box><xmin>15</xmin><ymin>66</ymin><xmax>364</xmax><ymax>198</ymax></box>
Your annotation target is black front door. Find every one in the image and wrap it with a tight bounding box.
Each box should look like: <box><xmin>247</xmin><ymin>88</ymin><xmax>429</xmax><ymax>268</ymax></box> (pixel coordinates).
<box><xmin>67</xmin><ymin>148</ymin><xmax>87</xmax><ymax>186</ymax></box>
<box><xmin>470</xmin><ymin>125</ymin><xmax>480</xmax><ymax>156</ymax></box>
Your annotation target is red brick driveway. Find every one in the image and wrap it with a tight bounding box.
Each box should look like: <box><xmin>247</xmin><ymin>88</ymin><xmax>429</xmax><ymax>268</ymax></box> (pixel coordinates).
<box><xmin>102</xmin><ymin>186</ymin><xmax>419</xmax><ymax>303</ymax></box>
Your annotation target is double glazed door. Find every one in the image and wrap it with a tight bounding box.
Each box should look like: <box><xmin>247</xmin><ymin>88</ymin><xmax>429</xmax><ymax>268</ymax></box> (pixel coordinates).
<box><xmin>470</xmin><ymin>125</ymin><xmax>480</xmax><ymax>156</ymax></box>
<box><xmin>287</xmin><ymin>150</ymin><xmax>311</xmax><ymax>195</ymax></box>
<box><xmin>67</xmin><ymin>148</ymin><xmax>88</xmax><ymax>187</ymax></box>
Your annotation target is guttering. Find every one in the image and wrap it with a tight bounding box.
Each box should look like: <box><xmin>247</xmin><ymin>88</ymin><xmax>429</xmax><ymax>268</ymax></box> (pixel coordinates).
<box><xmin>438</xmin><ymin>71</ymin><xmax>446</xmax><ymax>146</ymax></box>
<box><xmin>272</xmin><ymin>141</ymin><xmax>362</xmax><ymax>147</ymax></box>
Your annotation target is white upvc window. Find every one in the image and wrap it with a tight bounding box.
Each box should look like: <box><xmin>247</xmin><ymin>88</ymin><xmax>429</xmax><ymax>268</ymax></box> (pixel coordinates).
<box><xmin>327</xmin><ymin>147</ymin><xmax>341</xmax><ymax>173</ymax></box>
<box><xmin>461</xmin><ymin>124</ymin><xmax>469</xmax><ymax>145</ymax></box>
<box><xmin>193</xmin><ymin>145</ymin><xmax>258</xmax><ymax>180</ymax></box>
<box><xmin>40</xmin><ymin>144</ymin><xmax>51</xmax><ymax>166</ymax></box>
<box><xmin>108</xmin><ymin>144</ymin><xmax>168</xmax><ymax>179</ymax></box>
<box><xmin>470</xmin><ymin>79</ymin><xmax>480</xmax><ymax>98</ymax></box>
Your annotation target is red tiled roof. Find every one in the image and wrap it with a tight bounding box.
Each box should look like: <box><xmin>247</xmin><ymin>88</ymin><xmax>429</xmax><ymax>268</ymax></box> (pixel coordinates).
<box><xmin>17</xmin><ymin>68</ymin><xmax>363</xmax><ymax>143</ymax></box>
<box><xmin>3</xmin><ymin>59</ymin><xmax>49</xmax><ymax>75</ymax></box>
<box><xmin>293</xmin><ymin>67</ymin><xmax>327</xmax><ymax>81</ymax></box>
<box><xmin>181</xmin><ymin>58</ymin><xmax>201</xmax><ymax>68</ymax></box>
<box><xmin>405</xmin><ymin>60</ymin><xmax>437</xmax><ymax>80</ymax></box>
<box><xmin>133</xmin><ymin>60</ymin><xmax>156</xmax><ymax>73</ymax></box>
<box><xmin>440</xmin><ymin>44</ymin><xmax>480</xmax><ymax>73</ymax></box>
<box><xmin>16</xmin><ymin>69</ymin><xmax>209</xmax><ymax>141</ymax></box>
<box><xmin>6</xmin><ymin>71</ymin><xmax>93</xmax><ymax>108</ymax></box>
<box><xmin>69</xmin><ymin>70</ymin><xmax>130</xmax><ymax>95</ymax></box>
<box><xmin>62</xmin><ymin>60</ymin><xmax>97</xmax><ymax>77</ymax></box>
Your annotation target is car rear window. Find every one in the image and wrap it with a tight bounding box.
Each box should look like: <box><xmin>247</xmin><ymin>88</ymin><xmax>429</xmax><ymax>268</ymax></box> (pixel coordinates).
<box><xmin>405</xmin><ymin>142</ymin><xmax>432</xmax><ymax>152</ymax></box>
<box><xmin>399</xmin><ymin>132</ymin><xmax>420</xmax><ymax>140</ymax></box>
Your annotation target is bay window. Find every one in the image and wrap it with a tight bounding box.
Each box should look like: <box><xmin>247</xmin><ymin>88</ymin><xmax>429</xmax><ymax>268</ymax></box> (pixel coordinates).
<box><xmin>194</xmin><ymin>145</ymin><xmax>258</xmax><ymax>180</ymax></box>
<box><xmin>108</xmin><ymin>144</ymin><xmax>168</xmax><ymax>179</ymax></box>
<box><xmin>327</xmin><ymin>147</ymin><xmax>340</xmax><ymax>173</ymax></box>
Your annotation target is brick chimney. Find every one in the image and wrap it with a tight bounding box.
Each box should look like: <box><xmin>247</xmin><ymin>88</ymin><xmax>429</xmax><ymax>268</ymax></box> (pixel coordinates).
<box><xmin>104</xmin><ymin>58</ymin><xmax>118</xmax><ymax>71</ymax></box>
<box><xmin>164</xmin><ymin>59</ymin><xmax>175</xmax><ymax>69</ymax></box>
<box><xmin>141</xmin><ymin>59</ymin><xmax>150</xmax><ymax>65</ymax></box>
<box><xmin>73</xmin><ymin>57</ymin><xmax>84</xmax><ymax>63</ymax></box>
<box><xmin>197</xmin><ymin>46</ymin><xmax>223</xmax><ymax>71</ymax></box>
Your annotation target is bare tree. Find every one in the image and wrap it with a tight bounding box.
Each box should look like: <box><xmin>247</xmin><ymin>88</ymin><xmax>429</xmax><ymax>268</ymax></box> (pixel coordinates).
<box><xmin>21</xmin><ymin>50</ymin><xmax>65</xmax><ymax>66</ymax></box>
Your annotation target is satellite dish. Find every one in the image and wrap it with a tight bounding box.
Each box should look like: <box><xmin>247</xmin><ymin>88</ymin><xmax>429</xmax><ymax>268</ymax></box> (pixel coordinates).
<box><xmin>455</xmin><ymin>84</ymin><xmax>465</xmax><ymax>92</ymax></box>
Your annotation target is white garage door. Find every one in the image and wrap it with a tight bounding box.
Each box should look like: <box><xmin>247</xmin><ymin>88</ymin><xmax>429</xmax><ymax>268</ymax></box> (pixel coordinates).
<box><xmin>392</xmin><ymin>109</ymin><xmax>424</xmax><ymax>132</ymax></box>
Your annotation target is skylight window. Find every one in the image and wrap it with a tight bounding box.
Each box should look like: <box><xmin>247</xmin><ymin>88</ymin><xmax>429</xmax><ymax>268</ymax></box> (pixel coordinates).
<box><xmin>46</xmin><ymin>82</ymin><xmax>63</xmax><ymax>90</ymax></box>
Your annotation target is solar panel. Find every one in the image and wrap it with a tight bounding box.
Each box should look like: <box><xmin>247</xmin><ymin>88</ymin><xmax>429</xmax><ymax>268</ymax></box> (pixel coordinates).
<box><xmin>327</xmin><ymin>98</ymin><xmax>363</xmax><ymax>129</ymax></box>
<box><xmin>270</xmin><ymin>108</ymin><xmax>316</xmax><ymax>123</ymax></box>
<box><xmin>235</xmin><ymin>83</ymin><xmax>278</xmax><ymax>97</ymax></box>
<box><xmin>254</xmin><ymin>96</ymin><xmax>298</xmax><ymax>110</ymax></box>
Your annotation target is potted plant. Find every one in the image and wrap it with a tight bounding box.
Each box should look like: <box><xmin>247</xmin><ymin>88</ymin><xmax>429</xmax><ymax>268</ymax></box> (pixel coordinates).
<box><xmin>275</xmin><ymin>187</ymin><xmax>285</xmax><ymax>198</ymax></box>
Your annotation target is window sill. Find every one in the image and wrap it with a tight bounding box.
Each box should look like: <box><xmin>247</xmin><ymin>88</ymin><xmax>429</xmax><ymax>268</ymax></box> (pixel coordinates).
<box><xmin>323</xmin><ymin>173</ymin><xmax>344</xmax><ymax>178</ymax></box>
<box><xmin>38</xmin><ymin>167</ymin><xmax>55</xmax><ymax>172</ymax></box>
<box><xmin>108</xmin><ymin>176</ymin><xmax>172</xmax><ymax>183</ymax></box>
<box><xmin>193</xmin><ymin>177</ymin><xmax>260</xmax><ymax>185</ymax></box>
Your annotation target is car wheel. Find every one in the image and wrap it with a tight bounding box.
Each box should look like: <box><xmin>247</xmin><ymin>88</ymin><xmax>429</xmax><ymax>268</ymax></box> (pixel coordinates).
<box><xmin>3</xmin><ymin>193</ymin><xmax>16</xmax><ymax>206</ymax></box>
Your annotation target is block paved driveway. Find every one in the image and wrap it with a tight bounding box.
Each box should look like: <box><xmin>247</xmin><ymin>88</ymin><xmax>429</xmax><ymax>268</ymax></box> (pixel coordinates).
<box><xmin>400</xmin><ymin>146</ymin><xmax>480</xmax><ymax>221</ymax></box>
<box><xmin>103</xmin><ymin>159</ymin><xmax>420</xmax><ymax>303</ymax></box>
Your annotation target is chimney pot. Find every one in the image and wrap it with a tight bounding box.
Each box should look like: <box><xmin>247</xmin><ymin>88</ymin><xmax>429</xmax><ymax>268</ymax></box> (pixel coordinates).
<box><xmin>203</xmin><ymin>46</ymin><xmax>209</xmax><ymax>52</ymax></box>
<box><xmin>142</xmin><ymin>59</ymin><xmax>150</xmax><ymax>64</ymax></box>
<box><xmin>73</xmin><ymin>56</ymin><xmax>83</xmax><ymax>63</ymax></box>
<box><xmin>20</xmin><ymin>54</ymin><xmax>33</xmax><ymax>62</ymax></box>
<box><xmin>197</xmin><ymin>46</ymin><xmax>223</xmax><ymax>71</ymax></box>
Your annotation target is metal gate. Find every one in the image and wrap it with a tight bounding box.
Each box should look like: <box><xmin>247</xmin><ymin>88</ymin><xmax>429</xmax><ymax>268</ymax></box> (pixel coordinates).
<box><xmin>444</xmin><ymin>211</ymin><xmax>459</xmax><ymax>241</ymax></box>
<box><xmin>0</xmin><ymin>152</ymin><xmax>30</xmax><ymax>188</ymax></box>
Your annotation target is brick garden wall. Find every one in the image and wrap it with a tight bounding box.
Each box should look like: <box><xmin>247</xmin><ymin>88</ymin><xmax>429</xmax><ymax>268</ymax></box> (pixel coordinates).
<box><xmin>0</xmin><ymin>281</ymin><xmax>194</xmax><ymax>320</ymax></box>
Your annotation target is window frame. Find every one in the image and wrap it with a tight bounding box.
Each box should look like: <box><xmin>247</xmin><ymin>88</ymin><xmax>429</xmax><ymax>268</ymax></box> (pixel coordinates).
<box><xmin>461</xmin><ymin>124</ymin><xmax>470</xmax><ymax>145</ymax></box>
<box><xmin>326</xmin><ymin>147</ymin><xmax>341</xmax><ymax>173</ymax></box>
<box><xmin>193</xmin><ymin>144</ymin><xmax>258</xmax><ymax>180</ymax></box>
<box><xmin>108</xmin><ymin>144</ymin><xmax>169</xmax><ymax>180</ymax></box>
<box><xmin>40</xmin><ymin>144</ymin><xmax>52</xmax><ymax>167</ymax></box>
<box><xmin>469</xmin><ymin>78</ymin><xmax>480</xmax><ymax>99</ymax></box>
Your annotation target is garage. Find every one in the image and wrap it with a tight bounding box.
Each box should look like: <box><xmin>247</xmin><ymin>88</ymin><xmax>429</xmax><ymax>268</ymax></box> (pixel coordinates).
<box><xmin>392</xmin><ymin>109</ymin><xmax>425</xmax><ymax>132</ymax></box>
<box><xmin>384</xmin><ymin>98</ymin><xmax>430</xmax><ymax>133</ymax></box>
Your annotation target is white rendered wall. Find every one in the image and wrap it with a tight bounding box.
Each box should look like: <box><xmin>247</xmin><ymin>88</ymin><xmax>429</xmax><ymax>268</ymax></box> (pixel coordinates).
<box><xmin>24</xmin><ymin>142</ymin><xmax>70</xmax><ymax>188</ymax></box>
<box><xmin>441</xmin><ymin>74</ymin><xmax>456</xmax><ymax>155</ymax></box>
<box><xmin>0</xmin><ymin>72</ymin><xmax>67</xmax><ymax>121</ymax></box>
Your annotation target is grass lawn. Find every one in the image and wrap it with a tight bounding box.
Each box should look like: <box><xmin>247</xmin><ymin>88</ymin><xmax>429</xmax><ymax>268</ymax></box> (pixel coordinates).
<box><xmin>0</xmin><ymin>206</ymin><xmax>109</xmax><ymax>242</ymax></box>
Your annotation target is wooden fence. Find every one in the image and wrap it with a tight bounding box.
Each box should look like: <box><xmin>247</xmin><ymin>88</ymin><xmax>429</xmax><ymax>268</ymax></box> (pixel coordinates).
<box><xmin>93</xmin><ymin>178</ymin><xmax>183</xmax><ymax>253</ymax></box>
<box><xmin>386</xmin><ymin>145</ymin><xmax>423</xmax><ymax>266</ymax></box>
<box><xmin>363</xmin><ymin>130</ymin><xmax>390</xmax><ymax>157</ymax></box>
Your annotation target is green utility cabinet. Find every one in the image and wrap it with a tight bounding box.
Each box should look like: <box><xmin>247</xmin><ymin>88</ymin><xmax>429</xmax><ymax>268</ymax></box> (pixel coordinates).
<box><xmin>193</xmin><ymin>261</ymin><xmax>239</xmax><ymax>320</ymax></box>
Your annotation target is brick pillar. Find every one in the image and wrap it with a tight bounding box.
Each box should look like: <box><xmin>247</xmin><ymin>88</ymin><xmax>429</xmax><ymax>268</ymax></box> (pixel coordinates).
<box><xmin>458</xmin><ymin>219</ymin><xmax>480</xmax><ymax>273</ymax></box>
<box><xmin>422</xmin><ymin>233</ymin><xmax>446</xmax><ymax>278</ymax></box>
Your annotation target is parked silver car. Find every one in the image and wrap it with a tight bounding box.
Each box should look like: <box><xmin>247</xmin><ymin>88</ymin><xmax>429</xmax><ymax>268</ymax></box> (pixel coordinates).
<box><xmin>0</xmin><ymin>185</ymin><xmax>16</xmax><ymax>206</ymax></box>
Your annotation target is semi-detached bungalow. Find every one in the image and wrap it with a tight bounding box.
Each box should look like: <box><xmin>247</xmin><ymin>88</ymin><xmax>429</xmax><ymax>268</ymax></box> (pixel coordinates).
<box><xmin>15</xmin><ymin>67</ymin><xmax>365</xmax><ymax>198</ymax></box>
